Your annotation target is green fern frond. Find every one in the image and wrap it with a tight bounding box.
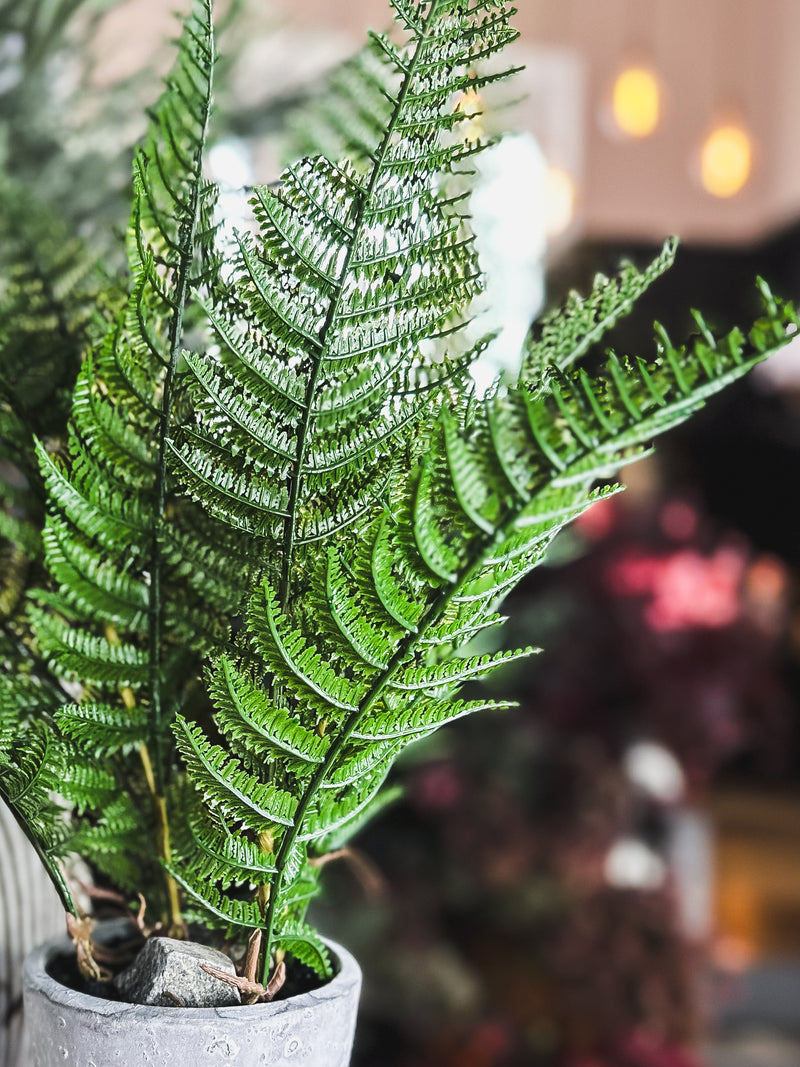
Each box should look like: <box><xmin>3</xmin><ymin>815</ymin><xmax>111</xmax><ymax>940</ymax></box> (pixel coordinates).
<box><xmin>273</xmin><ymin>921</ymin><xmax>331</xmax><ymax>978</ymax></box>
<box><xmin>69</xmin><ymin>793</ymin><xmax>157</xmax><ymax>895</ymax></box>
<box><xmin>167</xmin><ymin>862</ymin><xmax>272</xmax><ymax>930</ymax></box>
<box><xmin>37</xmin><ymin>3</ymin><xmax>216</xmax><ymax>678</ymax></box>
<box><xmin>0</xmin><ymin>180</ymin><xmax>105</xmax><ymax>644</ymax></box>
<box><xmin>521</xmin><ymin>237</ymin><xmax>678</xmax><ymax>390</ymax></box>
<box><xmin>174</xmin><ymin>718</ymin><xmax>299</xmax><ymax>832</ymax></box>
<box><xmin>56</xmin><ymin>703</ymin><xmax>150</xmax><ymax>757</ymax></box>
<box><xmin>209</xmin><ymin>657</ymin><xmax>329</xmax><ymax>768</ymax></box>
<box><xmin>172</xmin><ymin>1</ymin><xmax>520</xmax><ymax>608</ymax></box>
<box><xmin>172</xmin><ymin>795</ymin><xmax>278</xmax><ymax>889</ymax></box>
<box><xmin>41</xmin><ymin>517</ymin><xmax>149</xmax><ymax>630</ymax></box>
<box><xmin>284</xmin><ymin>34</ymin><xmax>398</xmax><ymax>167</ymax></box>
<box><xmin>247</xmin><ymin>584</ymin><xmax>369</xmax><ymax>716</ymax></box>
<box><xmin>29</xmin><ymin>605</ymin><xmax>148</xmax><ymax>689</ymax></box>
<box><xmin>57</xmin><ymin>759</ymin><xmax>119</xmax><ymax>812</ymax></box>
<box><xmin>351</xmin><ymin>696</ymin><xmax>515</xmax><ymax>741</ymax></box>
<box><xmin>320</xmin><ymin>740</ymin><xmax>401</xmax><ymax>788</ymax></box>
<box><xmin>390</xmin><ymin>646</ymin><xmax>536</xmax><ymax>692</ymax></box>
<box><xmin>0</xmin><ymin>707</ymin><xmax>74</xmax><ymax>912</ymax></box>
<box><xmin>27</xmin><ymin>1</ymin><xmax>225</xmax><ymax>920</ymax></box>
<box><xmin>176</xmin><ymin>277</ymin><xmax>795</xmax><ymax>973</ymax></box>
<box><xmin>314</xmin><ymin>784</ymin><xmax>404</xmax><ymax>854</ymax></box>
<box><xmin>0</xmin><ymin>180</ymin><xmax>102</xmax><ymax>469</ymax></box>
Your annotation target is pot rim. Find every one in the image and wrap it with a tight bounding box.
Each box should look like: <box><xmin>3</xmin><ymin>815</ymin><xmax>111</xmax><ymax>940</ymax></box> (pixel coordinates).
<box><xmin>23</xmin><ymin>933</ymin><xmax>360</xmax><ymax>1021</ymax></box>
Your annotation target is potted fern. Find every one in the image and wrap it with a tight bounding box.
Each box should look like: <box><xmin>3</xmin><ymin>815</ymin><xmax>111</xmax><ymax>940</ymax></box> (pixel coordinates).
<box><xmin>1</xmin><ymin>0</ymin><xmax>796</xmax><ymax>1064</ymax></box>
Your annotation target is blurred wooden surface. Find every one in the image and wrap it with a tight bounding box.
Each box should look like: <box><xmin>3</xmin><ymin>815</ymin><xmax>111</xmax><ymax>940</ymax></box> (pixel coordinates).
<box><xmin>709</xmin><ymin>790</ymin><xmax>800</xmax><ymax>961</ymax></box>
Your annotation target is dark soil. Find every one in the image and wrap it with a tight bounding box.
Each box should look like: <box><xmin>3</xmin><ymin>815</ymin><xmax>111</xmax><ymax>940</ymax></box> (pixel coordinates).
<box><xmin>47</xmin><ymin>933</ymin><xmax>331</xmax><ymax>1006</ymax></box>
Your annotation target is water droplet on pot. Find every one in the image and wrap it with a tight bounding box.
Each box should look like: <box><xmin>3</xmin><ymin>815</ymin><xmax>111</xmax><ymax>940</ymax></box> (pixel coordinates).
<box><xmin>57</xmin><ymin>1016</ymin><xmax>67</xmax><ymax>1028</ymax></box>
<box><xmin>284</xmin><ymin>1038</ymin><xmax>302</xmax><ymax>1057</ymax></box>
<box><xmin>57</xmin><ymin>1047</ymin><xmax>68</xmax><ymax>1060</ymax></box>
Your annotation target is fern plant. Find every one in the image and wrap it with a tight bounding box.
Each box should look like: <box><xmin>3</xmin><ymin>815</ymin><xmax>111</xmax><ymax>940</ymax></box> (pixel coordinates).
<box><xmin>0</xmin><ymin>0</ymin><xmax>796</xmax><ymax>997</ymax></box>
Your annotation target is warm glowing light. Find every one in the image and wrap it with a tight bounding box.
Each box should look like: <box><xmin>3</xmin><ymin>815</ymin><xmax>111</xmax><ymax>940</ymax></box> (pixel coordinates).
<box><xmin>454</xmin><ymin>87</ymin><xmax>484</xmax><ymax>144</ymax></box>
<box><xmin>545</xmin><ymin>165</ymin><xmax>577</xmax><ymax>237</ymax></box>
<box><xmin>612</xmin><ymin>66</ymin><xmax>661</xmax><ymax>138</ymax></box>
<box><xmin>701</xmin><ymin>124</ymin><xmax>753</xmax><ymax>198</ymax></box>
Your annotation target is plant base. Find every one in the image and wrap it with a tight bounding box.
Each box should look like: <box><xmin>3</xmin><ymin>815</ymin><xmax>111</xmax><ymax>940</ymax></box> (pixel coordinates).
<box><xmin>23</xmin><ymin>934</ymin><xmax>361</xmax><ymax>1066</ymax></box>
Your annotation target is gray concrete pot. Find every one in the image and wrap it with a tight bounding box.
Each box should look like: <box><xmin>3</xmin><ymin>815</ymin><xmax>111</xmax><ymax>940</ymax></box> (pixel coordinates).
<box><xmin>23</xmin><ymin>934</ymin><xmax>361</xmax><ymax>1067</ymax></box>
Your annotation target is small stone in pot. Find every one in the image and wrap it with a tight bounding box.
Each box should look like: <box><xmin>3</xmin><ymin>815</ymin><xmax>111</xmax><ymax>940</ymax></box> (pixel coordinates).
<box><xmin>113</xmin><ymin>937</ymin><xmax>241</xmax><ymax>1007</ymax></box>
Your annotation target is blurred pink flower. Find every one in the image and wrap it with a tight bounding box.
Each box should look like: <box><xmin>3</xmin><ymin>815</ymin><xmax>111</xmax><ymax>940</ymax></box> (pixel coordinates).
<box><xmin>607</xmin><ymin>547</ymin><xmax>746</xmax><ymax>632</ymax></box>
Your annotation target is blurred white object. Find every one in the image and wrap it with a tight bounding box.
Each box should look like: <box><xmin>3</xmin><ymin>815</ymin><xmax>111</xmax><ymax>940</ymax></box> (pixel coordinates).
<box><xmin>624</xmin><ymin>740</ymin><xmax>685</xmax><ymax>803</ymax></box>
<box><xmin>667</xmin><ymin>807</ymin><xmax>714</xmax><ymax>941</ymax></box>
<box><xmin>208</xmin><ymin>139</ymin><xmax>257</xmax><ymax>275</ymax></box>
<box><xmin>510</xmin><ymin>44</ymin><xmax>585</xmax><ymax>250</ymax></box>
<box><xmin>468</xmin><ymin>133</ymin><xmax>548</xmax><ymax>395</ymax></box>
<box><xmin>604</xmin><ymin>837</ymin><xmax>667</xmax><ymax>890</ymax></box>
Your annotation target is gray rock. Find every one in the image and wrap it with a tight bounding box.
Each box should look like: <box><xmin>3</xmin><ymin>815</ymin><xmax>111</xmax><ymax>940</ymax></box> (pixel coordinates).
<box><xmin>113</xmin><ymin>936</ymin><xmax>241</xmax><ymax>1007</ymax></box>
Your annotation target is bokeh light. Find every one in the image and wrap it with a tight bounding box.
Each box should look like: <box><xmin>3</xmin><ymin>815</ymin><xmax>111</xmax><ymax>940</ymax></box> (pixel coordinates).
<box><xmin>612</xmin><ymin>66</ymin><xmax>661</xmax><ymax>138</ymax></box>
<box><xmin>700</xmin><ymin>123</ymin><xmax>753</xmax><ymax>198</ymax></box>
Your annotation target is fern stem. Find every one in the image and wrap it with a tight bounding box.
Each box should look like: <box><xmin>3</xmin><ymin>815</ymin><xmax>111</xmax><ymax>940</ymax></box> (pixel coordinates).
<box><xmin>147</xmin><ymin>259</ymin><xmax>193</xmax><ymax>791</ymax></box>
<box><xmin>141</xmin><ymin>2</ymin><xmax>214</xmax><ymax>932</ymax></box>
<box><xmin>277</xmin><ymin>0</ymin><xmax>444</xmax><ymax>612</ymax></box>
<box><xmin>265</xmin><ymin>0</ymin><xmax>471</xmax><ymax>972</ymax></box>
<box><xmin>262</xmin><ymin>512</ymin><xmax>516</xmax><ymax>977</ymax></box>
<box><xmin>145</xmin><ymin>12</ymin><xmax>214</xmax><ymax>795</ymax></box>
<box><xmin>138</xmin><ymin>742</ymin><xmax>183</xmax><ymax>934</ymax></box>
<box><xmin>142</xmin><ymin>37</ymin><xmax>213</xmax><ymax>928</ymax></box>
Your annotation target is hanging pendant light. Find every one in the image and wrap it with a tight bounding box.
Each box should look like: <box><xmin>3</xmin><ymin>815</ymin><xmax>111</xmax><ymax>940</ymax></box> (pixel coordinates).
<box><xmin>611</xmin><ymin>64</ymin><xmax>662</xmax><ymax>139</ymax></box>
<box><xmin>700</xmin><ymin>121</ymin><xmax>754</xmax><ymax>199</ymax></box>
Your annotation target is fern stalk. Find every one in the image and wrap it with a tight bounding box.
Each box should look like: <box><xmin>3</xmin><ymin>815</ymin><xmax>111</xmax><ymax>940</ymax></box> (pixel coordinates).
<box><xmin>278</xmin><ymin>0</ymin><xmax>488</xmax><ymax>609</ymax></box>
<box><xmin>146</xmin><ymin>72</ymin><xmax>214</xmax><ymax>793</ymax></box>
<box><xmin>141</xmin><ymin>16</ymin><xmax>215</xmax><ymax>927</ymax></box>
<box><xmin>138</xmin><ymin>741</ymin><xmax>182</xmax><ymax>931</ymax></box>
<box><xmin>261</xmin><ymin>531</ymin><xmax>491</xmax><ymax>974</ymax></box>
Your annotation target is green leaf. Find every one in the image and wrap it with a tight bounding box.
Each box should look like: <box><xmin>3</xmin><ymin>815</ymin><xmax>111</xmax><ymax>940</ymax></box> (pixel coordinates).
<box><xmin>274</xmin><ymin>921</ymin><xmax>332</xmax><ymax>979</ymax></box>
<box><xmin>522</xmin><ymin>238</ymin><xmax>678</xmax><ymax>388</ymax></box>
<box><xmin>173</xmin><ymin>717</ymin><xmax>298</xmax><ymax>832</ymax></box>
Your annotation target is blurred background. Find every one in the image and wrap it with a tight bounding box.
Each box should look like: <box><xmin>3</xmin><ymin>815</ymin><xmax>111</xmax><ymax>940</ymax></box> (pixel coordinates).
<box><xmin>3</xmin><ymin>1</ymin><xmax>800</xmax><ymax>1064</ymax></box>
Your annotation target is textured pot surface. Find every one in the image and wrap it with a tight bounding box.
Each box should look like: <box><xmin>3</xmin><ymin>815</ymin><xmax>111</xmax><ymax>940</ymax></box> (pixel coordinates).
<box><xmin>23</xmin><ymin>935</ymin><xmax>360</xmax><ymax>1067</ymax></box>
